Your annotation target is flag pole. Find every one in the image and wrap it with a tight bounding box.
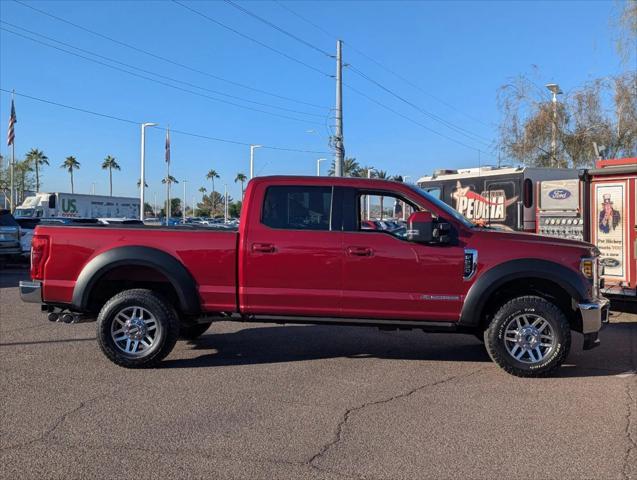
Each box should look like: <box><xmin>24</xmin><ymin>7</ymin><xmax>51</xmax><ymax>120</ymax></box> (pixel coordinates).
<box><xmin>9</xmin><ymin>90</ymin><xmax>15</xmax><ymax>212</ymax></box>
<box><xmin>166</xmin><ymin>127</ymin><xmax>171</xmax><ymax>221</ymax></box>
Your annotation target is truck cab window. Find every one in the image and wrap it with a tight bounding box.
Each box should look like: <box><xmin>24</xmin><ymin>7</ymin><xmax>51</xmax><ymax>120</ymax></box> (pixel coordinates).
<box><xmin>358</xmin><ymin>192</ymin><xmax>415</xmax><ymax>238</ymax></box>
<box><xmin>262</xmin><ymin>186</ymin><xmax>332</xmax><ymax>231</ymax></box>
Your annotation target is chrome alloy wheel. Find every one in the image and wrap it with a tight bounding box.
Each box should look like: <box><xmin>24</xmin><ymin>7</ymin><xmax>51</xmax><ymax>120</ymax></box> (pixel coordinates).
<box><xmin>110</xmin><ymin>306</ymin><xmax>161</xmax><ymax>357</ymax></box>
<box><xmin>503</xmin><ymin>314</ymin><xmax>555</xmax><ymax>364</ymax></box>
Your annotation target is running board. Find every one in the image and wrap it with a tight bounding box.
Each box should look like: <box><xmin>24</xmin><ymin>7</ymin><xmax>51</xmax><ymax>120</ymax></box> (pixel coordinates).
<box><xmin>235</xmin><ymin>314</ymin><xmax>460</xmax><ymax>332</ymax></box>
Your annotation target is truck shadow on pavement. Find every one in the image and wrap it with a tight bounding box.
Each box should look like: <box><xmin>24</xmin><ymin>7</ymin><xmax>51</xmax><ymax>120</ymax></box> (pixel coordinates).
<box><xmin>160</xmin><ymin>322</ymin><xmax>636</xmax><ymax>378</ymax></box>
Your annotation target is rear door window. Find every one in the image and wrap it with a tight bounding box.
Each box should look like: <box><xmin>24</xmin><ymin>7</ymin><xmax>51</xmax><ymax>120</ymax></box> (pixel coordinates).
<box><xmin>262</xmin><ymin>186</ymin><xmax>333</xmax><ymax>231</ymax></box>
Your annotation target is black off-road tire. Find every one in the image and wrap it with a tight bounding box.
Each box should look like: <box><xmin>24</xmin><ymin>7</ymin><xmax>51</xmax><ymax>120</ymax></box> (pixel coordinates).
<box><xmin>484</xmin><ymin>295</ymin><xmax>571</xmax><ymax>377</ymax></box>
<box><xmin>179</xmin><ymin>321</ymin><xmax>212</xmax><ymax>340</ymax></box>
<box><xmin>96</xmin><ymin>289</ymin><xmax>180</xmax><ymax>368</ymax></box>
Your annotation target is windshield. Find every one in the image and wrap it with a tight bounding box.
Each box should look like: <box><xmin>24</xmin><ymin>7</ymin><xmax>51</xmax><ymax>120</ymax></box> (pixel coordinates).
<box><xmin>406</xmin><ymin>184</ymin><xmax>474</xmax><ymax>228</ymax></box>
<box><xmin>14</xmin><ymin>208</ymin><xmax>34</xmax><ymax>218</ymax></box>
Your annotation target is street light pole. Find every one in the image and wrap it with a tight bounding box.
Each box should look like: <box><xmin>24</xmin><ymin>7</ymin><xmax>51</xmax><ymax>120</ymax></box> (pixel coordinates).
<box><xmin>182</xmin><ymin>180</ymin><xmax>187</xmax><ymax>224</ymax></box>
<box><xmin>250</xmin><ymin>144</ymin><xmax>262</xmax><ymax>179</ymax></box>
<box><xmin>545</xmin><ymin>83</ymin><xmax>562</xmax><ymax>168</ymax></box>
<box><xmin>224</xmin><ymin>184</ymin><xmax>228</xmax><ymax>223</ymax></box>
<box><xmin>316</xmin><ymin>158</ymin><xmax>326</xmax><ymax>176</ymax></box>
<box><xmin>140</xmin><ymin>122</ymin><xmax>157</xmax><ymax>220</ymax></box>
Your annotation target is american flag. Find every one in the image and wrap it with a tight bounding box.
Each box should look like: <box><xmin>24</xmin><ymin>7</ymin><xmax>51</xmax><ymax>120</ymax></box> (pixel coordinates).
<box><xmin>165</xmin><ymin>128</ymin><xmax>170</xmax><ymax>164</ymax></box>
<box><xmin>7</xmin><ymin>98</ymin><xmax>16</xmax><ymax>146</ymax></box>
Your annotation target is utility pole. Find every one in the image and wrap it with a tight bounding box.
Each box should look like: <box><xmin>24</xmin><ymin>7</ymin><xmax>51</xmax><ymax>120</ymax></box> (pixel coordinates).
<box><xmin>545</xmin><ymin>83</ymin><xmax>562</xmax><ymax>168</ymax></box>
<box><xmin>334</xmin><ymin>40</ymin><xmax>344</xmax><ymax>177</ymax></box>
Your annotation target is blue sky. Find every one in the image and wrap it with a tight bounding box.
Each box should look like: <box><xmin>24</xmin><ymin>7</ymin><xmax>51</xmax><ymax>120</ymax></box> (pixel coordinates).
<box><xmin>0</xmin><ymin>0</ymin><xmax>630</xmax><ymax>203</ymax></box>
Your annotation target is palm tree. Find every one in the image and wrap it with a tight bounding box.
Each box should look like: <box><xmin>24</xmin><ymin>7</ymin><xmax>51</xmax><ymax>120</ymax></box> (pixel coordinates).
<box><xmin>198</xmin><ymin>186</ymin><xmax>207</xmax><ymax>196</ymax></box>
<box><xmin>328</xmin><ymin>157</ymin><xmax>361</xmax><ymax>177</ymax></box>
<box><xmin>162</xmin><ymin>175</ymin><xmax>179</xmax><ymax>218</ymax></box>
<box><xmin>206</xmin><ymin>169</ymin><xmax>219</xmax><ymax>209</ymax></box>
<box><xmin>101</xmin><ymin>155</ymin><xmax>120</xmax><ymax>196</ymax></box>
<box><xmin>61</xmin><ymin>156</ymin><xmax>80</xmax><ymax>193</ymax></box>
<box><xmin>15</xmin><ymin>160</ymin><xmax>33</xmax><ymax>203</ymax></box>
<box><xmin>161</xmin><ymin>175</ymin><xmax>179</xmax><ymax>186</ymax></box>
<box><xmin>136</xmin><ymin>178</ymin><xmax>148</xmax><ymax>188</ymax></box>
<box><xmin>375</xmin><ymin>170</ymin><xmax>390</xmax><ymax>219</ymax></box>
<box><xmin>235</xmin><ymin>173</ymin><xmax>247</xmax><ymax>198</ymax></box>
<box><xmin>25</xmin><ymin>148</ymin><xmax>48</xmax><ymax>192</ymax></box>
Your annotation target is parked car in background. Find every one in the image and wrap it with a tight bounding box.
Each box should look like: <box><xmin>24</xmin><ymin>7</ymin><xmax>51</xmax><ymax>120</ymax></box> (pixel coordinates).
<box><xmin>0</xmin><ymin>209</ymin><xmax>21</xmax><ymax>262</ymax></box>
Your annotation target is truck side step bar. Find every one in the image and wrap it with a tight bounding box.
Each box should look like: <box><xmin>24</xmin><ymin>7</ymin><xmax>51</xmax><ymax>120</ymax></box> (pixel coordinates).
<box><xmin>238</xmin><ymin>314</ymin><xmax>460</xmax><ymax>332</ymax></box>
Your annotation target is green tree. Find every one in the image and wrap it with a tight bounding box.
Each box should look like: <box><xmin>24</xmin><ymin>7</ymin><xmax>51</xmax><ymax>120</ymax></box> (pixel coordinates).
<box><xmin>15</xmin><ymin>159</ymin><xmax>33</xmax><ymax>203</ymax></box>
<box><xmin>25</xmin><ymin>148</ymin><xmax>48</xmax><ymax>192</ymax></box>
<box><xmin>235</xmin><ymin>172</ymin><xmax>247</xmax><ymax>198</ymax></box>
<box><xmin>136</xmin><ymin>178</ymin><xmax>149</xmax><ymax>188</ymax></box>
<box><xmin>101</xmin><ymin>155</ymin><xmax>120</xmax><ymax>196</ymax></box>
<box><xmin>229</xmin><ymin>200</ymin><xmax>242</xmax><ymax>218</ymax></box>
<box><xmin>206</xmin><ymin>169</ymin><xmax>220</xmax><ymax>210</ymax></box>
<box><xmin>328</xmin><ymin>157</ymin><xmax>361</xmax><ymax>177</ymax></box>
<box><xmin>61</xmin><ymin>156</ymin><xmax>80</xmax><ymax>193</ymax></box>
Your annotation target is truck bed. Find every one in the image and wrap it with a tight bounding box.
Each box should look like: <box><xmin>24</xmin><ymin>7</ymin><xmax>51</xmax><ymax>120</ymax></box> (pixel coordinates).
<box><xmin>36</xmin><ymin>224</ymin><xmax>238</xmax><ymax>312</ymax></box>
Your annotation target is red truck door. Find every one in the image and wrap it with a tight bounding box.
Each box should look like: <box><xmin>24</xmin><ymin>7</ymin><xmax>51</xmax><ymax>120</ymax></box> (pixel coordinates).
<box><xmin>240</xmin><ymin>184</ymin><xmax>343</xmax><ymax>316</ymax></box>
<box><xmin>340</xmin><ymin>189</ymin><xmax>465</xmax><ymax>322</ymax></box>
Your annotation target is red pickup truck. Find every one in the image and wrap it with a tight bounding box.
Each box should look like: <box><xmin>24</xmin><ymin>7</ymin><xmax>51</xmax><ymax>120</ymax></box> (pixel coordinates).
<box><xmin>20</xmin><ymin>176</ymin><xmax>608</xmax><ymax>376</ymax></box>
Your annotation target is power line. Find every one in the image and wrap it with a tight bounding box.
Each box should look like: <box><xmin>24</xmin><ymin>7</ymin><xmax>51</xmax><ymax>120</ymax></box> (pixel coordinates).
<box><xmin>171</xmin><ymin>0</ymin><xmax>331</xmax><ymax>77</ymax></box>
<box><xmin>344</xmin><ymin>82</ymin><xmax>492</xmax><ymax>156</ymax></box>
<box><xmin>274</xmin><ymin>0</ymin><xmax>494</xmax><ymax>130</ymax></box>
<box><xmin>0</xmin><ymin>26</ymin><xmax>324</xmax><ymax>126</ymax></box>
<box><xmin>348</xmin><ymin>65</ymin><xmax>492</xmax><ymax>146</ymax></box>
<box><xmin>11</xmin><ymin>0</ymin><xmax>327</xmax><ymax>109</ymax></box>
<box><xmin>222</xmin><ymin>0</ymin><xmax>492</xmax><ymax>147</ymax></box>
<box><xmin>223</xmin><ymin>0</ymin><xmax>331</xmax><ymax>57</ymax></box>
<box><xmin>0</xmin><ymin>88</ymin><xmax>330</xmax><ymax>154</ymax></box>
<box><xmin>0</xmin><ymin>21</ymin><xmax>325</xmax><ymax>119</ymax></box>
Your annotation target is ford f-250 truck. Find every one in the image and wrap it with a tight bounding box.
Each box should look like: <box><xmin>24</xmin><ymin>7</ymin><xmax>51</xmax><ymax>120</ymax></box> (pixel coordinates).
<box><xmin>19</xmin><ymin>176</ymin><xmax>609</xmax><ymax>377</ymax></box>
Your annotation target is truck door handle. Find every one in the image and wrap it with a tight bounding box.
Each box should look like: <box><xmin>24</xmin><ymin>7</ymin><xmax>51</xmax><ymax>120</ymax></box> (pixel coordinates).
<box><xmin>346</xmin><ymin>246</ymin><xmax>373</xmax><ymax>257</ymax></box>
<box><xmin>252</xmin><ymin>243</ymin><xmax>275</xmax><ymax>253</ymax></box>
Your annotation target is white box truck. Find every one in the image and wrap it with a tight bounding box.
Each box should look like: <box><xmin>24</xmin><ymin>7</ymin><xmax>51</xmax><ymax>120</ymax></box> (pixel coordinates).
<box><xmin>14</xmin><ymin>193</ymin><xmax>140</xmax><ymax>219</ymax></box>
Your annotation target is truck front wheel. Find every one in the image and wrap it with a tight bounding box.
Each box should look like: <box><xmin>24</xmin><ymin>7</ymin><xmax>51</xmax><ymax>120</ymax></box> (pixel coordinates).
<box><xmin>96</xmin><ymin>289</ymin><xmax>180</xmax><ymax>368</ymax></box>
<box><xmin>484</xmin><ymin>295</ymin><xmax>571</xmax><ymax>377</ymax></box>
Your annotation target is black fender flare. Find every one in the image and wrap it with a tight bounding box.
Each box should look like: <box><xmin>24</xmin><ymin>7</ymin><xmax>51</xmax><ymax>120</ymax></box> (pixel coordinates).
<box><xmin>72</xmin><ymin>246</ymin><xmax>200</xmax><ymax>314</ymax></box>
<box><xmin>458</xmin><ymin>258</ymin><xmax>589</xmax><ymax>328</ymax></box>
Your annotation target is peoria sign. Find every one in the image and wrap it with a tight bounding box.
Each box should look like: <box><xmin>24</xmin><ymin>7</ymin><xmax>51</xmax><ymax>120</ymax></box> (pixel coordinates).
<box><xmin>451</xmin><ymin>181</ymin><xmax>518</xmax><ymax>222</ymax></box>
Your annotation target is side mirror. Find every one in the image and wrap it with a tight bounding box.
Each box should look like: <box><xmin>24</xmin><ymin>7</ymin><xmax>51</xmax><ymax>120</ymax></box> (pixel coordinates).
<box><xmin>407</xmin><ymin>211</ymin><xmax>434</xmax><ymax>242</ymax></box>
<box><xmin>407</xmin><ymin>212</ymin><xmax>451</xmax><ymax>244</ymax></box>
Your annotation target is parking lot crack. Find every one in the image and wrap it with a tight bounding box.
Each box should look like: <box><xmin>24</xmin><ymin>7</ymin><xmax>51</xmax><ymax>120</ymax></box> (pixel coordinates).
<box><xmin>307</xmin><ymin>368</ymin><xmax>485</xmax><ymax>475</ymax></box>
<box><xmin>623</xmin><ymin>381</ymin><xmax>637</xmax><ymax>480</ymax></box>
<box><xmin>0</xmin><ymin>390</ymin><xmax>118</xmax><ymax>452</ymax></box>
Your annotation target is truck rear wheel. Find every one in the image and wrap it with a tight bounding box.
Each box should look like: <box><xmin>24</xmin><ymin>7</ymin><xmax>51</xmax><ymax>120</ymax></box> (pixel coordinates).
<box><xmin>96</xmin><ymin>289</ymin><xmax>179</xmax><ymax>368</ymax></box>
<box><xmin>484</xmin><ymin>295</ymin><xmax>571</xmax><ymax>377</ymax></box>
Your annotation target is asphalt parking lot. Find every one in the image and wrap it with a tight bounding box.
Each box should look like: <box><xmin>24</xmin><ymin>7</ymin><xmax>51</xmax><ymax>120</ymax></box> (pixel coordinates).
<box><xmin>1</xmin><ymin>267</ymin><xmax>635</xmax><ymax>480</ymax></box>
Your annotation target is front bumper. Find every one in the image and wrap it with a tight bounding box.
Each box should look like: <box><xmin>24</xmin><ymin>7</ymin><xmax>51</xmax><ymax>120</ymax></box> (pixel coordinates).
<box><xmin>19</xmin><ymin>280</ymin><xmax>42</xmax><ymax>304</ymax></box>
<box><xmin>578</xmin><ymin>297</ymin><xmax>610</xmax><ymax>334</ymax></box>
